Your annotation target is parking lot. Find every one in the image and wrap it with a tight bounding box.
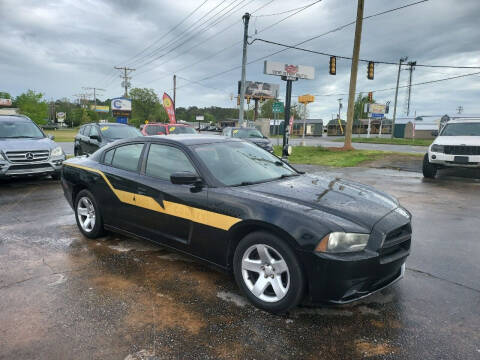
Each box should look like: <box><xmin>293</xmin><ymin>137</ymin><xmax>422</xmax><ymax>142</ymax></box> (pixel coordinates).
<box><xmin>1</xmin><ymin>166</ymin><xmax>479</xmax><ymax>360</ymax></box>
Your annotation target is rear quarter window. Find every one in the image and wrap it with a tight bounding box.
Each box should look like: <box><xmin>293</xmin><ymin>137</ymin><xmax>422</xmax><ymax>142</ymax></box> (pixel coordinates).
<box><xmin>111</xmin><ymin>143</ymin><xmax>144</xmax><ymax>172</ymax></box>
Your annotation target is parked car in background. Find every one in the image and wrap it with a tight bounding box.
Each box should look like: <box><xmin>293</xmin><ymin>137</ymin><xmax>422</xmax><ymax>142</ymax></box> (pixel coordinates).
<box><xmin>74</xmin><ymin>122</ymin><xmax>142</xmax><ymax>156</ymax></box>
<box><xmin>222</xmin><ymin>127</ymin><xmax>273</xmax><ymax>152</ymax></box>
<box><xmin>423</xmin><ymin>119</ymin><xmax>480</xmax><ymax>178</ymax></box>
<box><xmin>0</xmin><ymin>115</ymin><xmax>65</xmax><ymax>179</ymax></box>
<box><xmin>62</xmin><ymin>135</ymin><xmax>411</xmax><ymax>313</ymax></box>
<box><xmin>140</xmin><ymin>123</ymin><xmax>197</xmax><ymax>136</ymax></box>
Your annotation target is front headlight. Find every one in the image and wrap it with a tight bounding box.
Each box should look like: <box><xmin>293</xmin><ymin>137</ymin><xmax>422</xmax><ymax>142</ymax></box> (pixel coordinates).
<box><xmin>431</xmin><ymin>144</ymin><xmax>444</xmax><ymax>153</ymax></box>
<box><xmin>315</xmin><ymin>232</ymin><xmax>370</xmax><ymax>253</ymax></box>
<box><xmin>51</xmin><ymin>146</ymin><xmax>63</xmax><ymax>157</ymax></box>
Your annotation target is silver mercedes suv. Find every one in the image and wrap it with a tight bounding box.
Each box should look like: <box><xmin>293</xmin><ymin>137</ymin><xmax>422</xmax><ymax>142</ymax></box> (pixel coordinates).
<box><xmin>0</xmin><ymin>115</ymin><xmax>66</xmax><ymax>179</ymax></box>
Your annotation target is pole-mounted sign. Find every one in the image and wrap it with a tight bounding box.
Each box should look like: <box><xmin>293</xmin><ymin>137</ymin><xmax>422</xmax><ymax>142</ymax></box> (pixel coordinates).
<box><xmin>264</xmin><ymin>61</ymin><xmax>315</xmax><ymax>159</ymax></box>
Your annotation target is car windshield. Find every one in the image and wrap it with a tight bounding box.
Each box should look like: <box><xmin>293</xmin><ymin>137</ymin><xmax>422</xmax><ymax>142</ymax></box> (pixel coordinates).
<box><xmin>192</xmin><ymin>140</ymin><xmax>297</xmax><ymax>186</ymax></box>
<box><xmin>145</xmin><ymin>125</ymin><xmax>166</xmax><ymax>135</ymax></box>
<box><xmin>232</xmin><ymin>128</ymin><xmax>264</xmax><ymax>139</ymax></box>
<box><xmin>0</xmin><ymin>121</ymin><xmax>44</xmax><ymax>138</ymax></box>
<box><xmin>440</xmin><ymin>123</ymin><xmax>480</xmax><ymax>136</ymax></box>
<box><xmin>100</xmin><ymin>125</ymin><xmax>142</xmax><ymax>139</ymax></box>
<box><xmin>169</xmin><ymin>125</ymin><xmax>197</xmax><ymax>134</ymax></box>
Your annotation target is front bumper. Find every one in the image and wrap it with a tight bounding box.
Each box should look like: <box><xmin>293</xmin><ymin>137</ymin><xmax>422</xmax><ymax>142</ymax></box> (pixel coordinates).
<box><xmin>300</xmin><ymin>209</ymin><xmax>411</xmax><ymax>304</ymax></box>
<box><xmin>429</xmin><ymin>151</ymin><xmax>480</xmax><ymax>168</ymax></box>
<box><xmin>0</xmin><ymin>156</ymin><xmax>65</xmax><ymax>178</ymax></box>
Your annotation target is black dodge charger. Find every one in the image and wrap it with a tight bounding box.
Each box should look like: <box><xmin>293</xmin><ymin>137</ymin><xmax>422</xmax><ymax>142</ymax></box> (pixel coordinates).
<box><xmin>61</xmin><ymin>135</ymin><xmax>411</xmax><ymax>313</ymax></box>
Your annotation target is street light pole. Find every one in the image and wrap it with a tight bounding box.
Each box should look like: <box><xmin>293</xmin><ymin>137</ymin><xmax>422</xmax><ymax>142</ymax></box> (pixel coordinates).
<box><xmin>238</xmin><ymin>13</ymin><xmax>250</xmax><ymax>127</ymax></box>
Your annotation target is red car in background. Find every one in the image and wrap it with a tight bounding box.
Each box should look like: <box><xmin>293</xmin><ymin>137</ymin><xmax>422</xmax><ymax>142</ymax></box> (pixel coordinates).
<box><xmin>140</xmin><ymin>123</ymin><xmax>197</xmax><ymax>136</ymax></box>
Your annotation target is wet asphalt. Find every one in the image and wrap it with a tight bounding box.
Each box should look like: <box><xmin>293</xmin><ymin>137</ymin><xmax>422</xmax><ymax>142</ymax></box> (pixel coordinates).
<box><xmin>0</xmin><ymin>166</ymin><xmax>479</xmax><ymax>360</ymax></box>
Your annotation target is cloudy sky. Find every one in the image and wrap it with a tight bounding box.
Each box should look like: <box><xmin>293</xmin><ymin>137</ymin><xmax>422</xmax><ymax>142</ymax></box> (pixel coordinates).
<box><xmin>1</xmin><ymin>0</ymin><xmax>480</xmax><ymax>120</ymax></box>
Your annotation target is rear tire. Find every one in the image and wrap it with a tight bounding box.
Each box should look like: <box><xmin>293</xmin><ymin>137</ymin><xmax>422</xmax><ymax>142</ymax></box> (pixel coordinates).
<box><xmin>74</xmin><ymin>189</ymin><xmax>105</xmax><ymax>238</ymax></box>
<box><xmin>233</xmin><ymin>231</ymin><xmax>304</xmax><ymax>313</ymax></box>
<box><xmin>423</xmin><ymin>153</ymin><xmax>437</xmax><ymax>178</ymax></box>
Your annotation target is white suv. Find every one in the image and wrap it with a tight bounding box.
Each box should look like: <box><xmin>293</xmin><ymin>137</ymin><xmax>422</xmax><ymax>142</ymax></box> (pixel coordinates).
<box><xmin>423</xmin><ymin>119</ymin><xmax>480</xmax><ymax>178</ymax></box>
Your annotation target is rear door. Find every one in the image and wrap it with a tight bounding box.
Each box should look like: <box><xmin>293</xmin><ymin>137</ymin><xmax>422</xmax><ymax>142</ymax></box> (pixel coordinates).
<box><xmin>98</xmin><ymin>142</ymin><xmax>146</xmax><ymax>233</ymax></box>
<box><xmin>80</xmin><ymin>125</ymin><xmax>91</xmax><ymax>154</ymax></box>
<box><xmin>88</xmin><ymin>125</ymin><xmax>102</xmax><ymax>153</ymax></box>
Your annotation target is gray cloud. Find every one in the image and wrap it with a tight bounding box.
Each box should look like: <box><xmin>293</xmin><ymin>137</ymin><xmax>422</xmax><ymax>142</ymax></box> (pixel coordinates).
<box><xmin>1</xmin><ymin>0</ymin><xmax>480</xmax><ymax>119</ymax></box>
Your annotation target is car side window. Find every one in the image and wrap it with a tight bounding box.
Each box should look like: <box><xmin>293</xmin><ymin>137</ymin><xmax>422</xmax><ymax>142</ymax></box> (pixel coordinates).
<box><xmin>83</xmin><ymin>125</ymin><xmax>91</xmax><ymax>136</ymax></box>
<box><xmin>111</xmin><ymin>143</ymin><xmax>144</xmax><ymax>172</ymax></box>
<box><xmin>90</xmin><ymin>126</ymin><xmax>100</xmax><ymax>138</ymax></box>
<box><xmin>79</xmin><ymin>126</ymin><xmax>85</xmax><ymax>135</ymax></box>
<box><xmin>104</xmin><ymin>148</ymin><xmax>115</xmax><ymax>165</ymax></box>
<box><xmin>145</xmin><ymin>144</ymin><xmax>196</xmax><ymax>181</ymax></box>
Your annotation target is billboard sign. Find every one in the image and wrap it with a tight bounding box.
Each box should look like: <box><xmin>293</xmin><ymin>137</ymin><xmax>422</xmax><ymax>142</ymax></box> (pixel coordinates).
<box><xmin>56</xmin><ymin>112</ymin><xmax>66</xmax><ymax>123</ymax></box>
<box><xmin>368</xmin><ymin>103</ymin><xmax>386</xmax><ymax>114</ymax></box>
<box><xmin>264</xmin><ymin>61</ymin><xmax>315</xmax><ymax>80</ymax></box>
<box><xmin>90</xmin><ymin>105</ymin><xmax>110</xmax><ymax>113</ymax></box>
<box><xmin>237</xmin><ymin>81</ymin><xmax>280</xmax><ymax>99</ymax></box>
<box><xmin>0</xmin><ymin>98</ymin><xmax>12</xmax><ymax>107</ymax></box>
<box><xmin>111</xmin><ymin>97</ymin><xmax>132</xmax><ymax>112</ymax></box>
<box><xmin>196</xmin><ymin>115</ymin><xmax>204</xmax><ymax>121</ymax></box>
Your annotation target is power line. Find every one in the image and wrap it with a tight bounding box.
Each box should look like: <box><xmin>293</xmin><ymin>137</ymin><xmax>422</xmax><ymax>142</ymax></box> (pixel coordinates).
<box><xmin>135</xmin><ymin>0</ymin><xmax>255</xmax><ymax>77</ymax></box>
<box><xmin>124</xmin><ymin>0</ymin><xmax>210</xmax><ymax>67</ymax></box>
<box><xmin>252</xmin><ymin>1</ymin><xmax>322</xmax><ymax>17</ymax></box>
<box><xmin>302</xmin><ymin>71</ymin><xmax>480</xmax><ymax>97</ymax></box>
<box><xmin>249</xmin><ymin>38</ymin><xmax>480</xmax><ymax>69</ymax></box>
<box><xmin>138</xmin><ymin>0</ymin><xmax>276</xmax><ymax>85</ymax></box>
<box><xmin>174</xmin><ymin>0</ymin><xmax>428</xmax><ymax>90</ymax></box>
<box><xmin>132</xmin><ymin>0</ymin><xmax>237</xmax><ymax>69</ymax></box>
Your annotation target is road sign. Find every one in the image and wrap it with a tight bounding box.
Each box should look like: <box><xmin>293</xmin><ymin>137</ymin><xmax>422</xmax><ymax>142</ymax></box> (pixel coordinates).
<box><xmin>370</xmin><ymin>113</ymin><xmax>385</xmax><ymax>118</ymax></box>
<box><xmin>196</xmin><ymin>115</ymin><xmax>204</xmax><ymax>121</ymax></box>
<box><xmin>298</xmin><ymin>94</ymin><xmax>314</xmax><ymax>104</ymax></box>
<box><xmin>272</xmin><ymin>102</ymin><xmax>284</xmax><ymax>113</ymax></box>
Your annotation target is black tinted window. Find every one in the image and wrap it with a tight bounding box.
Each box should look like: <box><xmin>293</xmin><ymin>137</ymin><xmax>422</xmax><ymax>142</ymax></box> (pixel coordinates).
<box><xmin>90</xmin><ymin>126</ymin><xmax>100</xmax><ymax>137</ymax></box>
<box><xmin>104</xmin><ymin>148</ymin><xmax>115</xmax><ymax>165</ymax></box>
<box><xmin>146</xmin><ymin>144</ymin><xmax>196</xmax><ymax>181</ymax></box>
<box><xmin>83</xmin><ymin>125</ymin><xmax>91</xmax><ymax>136</ymax></box>
<box><xmin>145</xmin><ymin>125</ymin><xmax>167</xmax><ymax>135</ymax></box>
<box><xmin>111</xmin><ymin>144</ymin><xmax>144</xmax><ymax>172</ymax></box>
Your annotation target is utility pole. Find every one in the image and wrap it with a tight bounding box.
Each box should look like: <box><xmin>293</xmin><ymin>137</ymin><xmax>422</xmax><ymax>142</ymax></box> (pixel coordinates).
<box><xmin>391</xmin><ymin>56</ymin><xmax>407</xmax><ymax>138</ymax></box>
<box><xmin>343</xmin><ymin>0</ymin><xmax>364</xmax><ymax>150</ymax></box>
<box><xmin>173</xmin><ymin>74</ymin><xmax>177</xmax><ymax>111</ymax></box>
<box><xmin>405</xmin><ymin>61</ymin><xmax>416</xmax><ymax>116</ymax></box>
<box><xmin>238</xmin><ymin>13</ymin><xmax>250</xmax><ymax>127</ymax></box>
<box><xmin>82</xmin><ymin>87</ymin><xmax>105</xmax><ymax>112</ymax></box>
<box><xmin>456</xmin><ymin>105</ymin><xmax>463</xmax><ymax>114</ymax></box>
<box><xmin>114</xmin><ymin>66</ymin><xmax>135</xmax><ymax>97</ymax></box>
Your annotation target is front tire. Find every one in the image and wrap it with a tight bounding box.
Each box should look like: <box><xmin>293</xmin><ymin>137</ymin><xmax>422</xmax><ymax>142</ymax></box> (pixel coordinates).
<box><xmin>233</xmin><ymin>231</ymin><xmax>305</xmax><ymax>313</ymax></box>
<box><xmin>423</xmin><ymin>153</ymin><xmax>437</xmax><ymax>178</ymax></box>
<box><xmin>74</xmin><ymin>189</ymin><xmax>105</xmax><ymax>238</ymax></box>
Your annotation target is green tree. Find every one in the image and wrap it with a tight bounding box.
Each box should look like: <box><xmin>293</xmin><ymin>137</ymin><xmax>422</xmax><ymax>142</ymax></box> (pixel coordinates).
<box><xmin>353</xmin><ymin>93</ymin><xmax>374</xmax><ymax>123</ymax></box>
<box><xmin>130</xmin><ymin>88</ymin><xmax>160</xmax><ymax>126</ymax></box>
<box><xmin>15</xmin><ymin>90</ymin><xmax>48</xmax><ymax>124</ymax></box>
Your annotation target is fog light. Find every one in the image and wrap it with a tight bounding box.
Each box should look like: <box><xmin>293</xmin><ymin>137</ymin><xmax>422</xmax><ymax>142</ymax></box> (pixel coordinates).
<box><xmin>432</xmin><ymin>155</ymin><xmax>436</xmax><ymax>159</ymax></box>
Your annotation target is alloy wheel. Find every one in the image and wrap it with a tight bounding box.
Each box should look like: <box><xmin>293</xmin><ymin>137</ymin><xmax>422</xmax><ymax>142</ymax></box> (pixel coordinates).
<box><xmin>241</xmin><ymin>244</ymin><xmax>290</xmax><ymax>302</ymax></box>
<box><xmin>77</xmin><ymin>196</ymin><xmax>96</xmax><ymax>233</ymax></box>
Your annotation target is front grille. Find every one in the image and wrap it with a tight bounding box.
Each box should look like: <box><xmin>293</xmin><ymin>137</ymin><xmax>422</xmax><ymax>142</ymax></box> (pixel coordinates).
<box><xmin>380</xmin><ymin>223</ymin><xmax>411</xmax><ymax>264</ymax></box>
<box><xmin>5</xmin><ymin>150</ymin><xmax>50</xmax><ymax>163</ymax></box>
<box><xmin>444</xmin><ymin>145</ymin><xmax>480</xmax><ymax>155</ymax></box>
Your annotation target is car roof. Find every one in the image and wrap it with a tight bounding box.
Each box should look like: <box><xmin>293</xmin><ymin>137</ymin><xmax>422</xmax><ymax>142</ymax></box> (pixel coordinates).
<box><xmin>447</xmin><ymin>119</ymin><xmax>480</xmax><ymax>124</ymax></box>
<box><xmin>229</xmin><ymin>127</ymin><xmax>258</xmax><ymax>130</ymax></box>
<box><xmin>105</xmin><ymin>134</ymin><xmax>235</xmax><ymax>147</ymax></box>
<box><xmin>0</xmin><ymin>115</ymin><xmax>32</xmax><ymax>122</ymax></box>
<box><xmin>146</xmin><ymin>123</ymin><xmax>189</xmax><ymax>126</ymax></box>
<box><xmin>82</xmin><ymin>122</ymin><xmax>129</xmax><ymax>127</ymax></box>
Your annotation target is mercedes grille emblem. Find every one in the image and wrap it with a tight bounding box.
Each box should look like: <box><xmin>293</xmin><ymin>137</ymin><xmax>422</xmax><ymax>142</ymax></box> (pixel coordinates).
<box><xmin>25</xmin><ymin>152</ymin><xmax>34</xmax><ymax>160</ymax></box>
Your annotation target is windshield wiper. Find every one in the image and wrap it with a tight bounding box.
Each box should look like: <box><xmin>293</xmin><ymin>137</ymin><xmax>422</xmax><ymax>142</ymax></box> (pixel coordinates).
<box><xmin>278</xmin><ymin>173</ymin><xmax>299</xmax><ymax>179</ymax></box>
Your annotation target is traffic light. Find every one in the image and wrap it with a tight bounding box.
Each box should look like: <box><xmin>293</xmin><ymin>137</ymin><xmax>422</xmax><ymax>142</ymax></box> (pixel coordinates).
<box><xmin>329</xmin><ymin>56</ymin><xmax>336</xmax><ymax>75</ymax></box>
<box><xmin>368</xmin><ymin>92</ymin><xmax>373</xmax><ymax>102</ymax></box>
<box><xmin>367</xmin><ymin>61</ymin><xmax>374</xmax><ymax>80</ymax></box>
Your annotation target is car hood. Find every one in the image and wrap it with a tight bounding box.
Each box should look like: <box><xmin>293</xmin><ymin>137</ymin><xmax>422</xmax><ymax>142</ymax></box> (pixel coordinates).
<box><xmin>238</xmin><ymin>174</ymin><xmax>398</xmax><ymax>230</ymax></box>
<box><xmin>0</xmin><ymin>137</ymin><xmax>57</xmax><ymax>151</ymax></box>
<box><xmin>433</xmin><ymin>136</ymin><xmax>480</xmax><ymax>146</ymax></box>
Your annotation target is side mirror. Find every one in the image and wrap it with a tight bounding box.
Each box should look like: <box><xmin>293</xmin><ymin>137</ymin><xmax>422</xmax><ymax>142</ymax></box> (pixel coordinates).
<box><xmin>170</xmin><ymin>171</ymin><xmax>201</xmax><ymax>186</ymax></box>
<box><xmin>90</xmin><ymin>134</ymin><xmax>100</xmax><ymax>141</ymax></box>
<box><xmin>431</xmin><ymin>130</ymin><xmax>439</xmax><ymax>137</ymax></box>
<box><xmin>48</xmin><ymin>134</ymin><xmax>55</xmax><ymax>140</ymax></box>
